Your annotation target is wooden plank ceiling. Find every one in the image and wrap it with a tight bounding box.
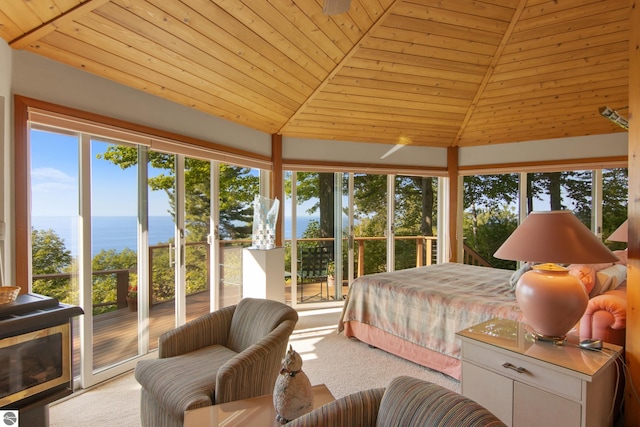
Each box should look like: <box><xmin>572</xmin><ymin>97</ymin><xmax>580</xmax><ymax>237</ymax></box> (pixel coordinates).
<box><xmin>0</xmin><ymin>0</ymin><xmax>630</xmax><ymax>148</ymax></box>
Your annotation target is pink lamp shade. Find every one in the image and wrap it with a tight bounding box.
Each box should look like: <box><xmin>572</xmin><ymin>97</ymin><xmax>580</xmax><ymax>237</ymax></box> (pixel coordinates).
<box><xmin>607</xmin><ymin>220</ymin><xmax>628</xmax><ymax>243</ymax></box>
<box><xmin>494</xmin><ymin>211</ymin><xmax>619</xmax><ymax>265</ymax></box>
<box><xmin>495</xmin><ymin>211</ymin><xmax>618</xmax><ymax>342</ymax></box>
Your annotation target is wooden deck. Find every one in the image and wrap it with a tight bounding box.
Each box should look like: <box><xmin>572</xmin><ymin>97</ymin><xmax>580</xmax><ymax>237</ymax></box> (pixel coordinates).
<box><xmin>85</xmin><ymin>281</ymin><xmax>347</xmax><ymax>370</ymax></box>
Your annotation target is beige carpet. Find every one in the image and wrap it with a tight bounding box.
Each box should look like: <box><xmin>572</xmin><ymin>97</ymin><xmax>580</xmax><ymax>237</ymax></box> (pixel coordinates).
<box><xmin>49</xmin><ymin>307</ymin><xmax>459</xmax><ymax>426</ymax></box>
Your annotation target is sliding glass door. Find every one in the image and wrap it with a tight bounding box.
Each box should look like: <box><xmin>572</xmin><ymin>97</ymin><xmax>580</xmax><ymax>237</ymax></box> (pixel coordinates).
<box><xmin>26</xmin><ymin>119</ymin><xmax>265</xmax><ymax>388</ymax></box>
<box><xmin>285</xmin><ymin>170</ymin><xmax>440</xmax><ymax>306</ymax></box>
<box><xmin>89</xmin><ymin>138</ymin><xmax>140</xmax><ymax>371</ymax></box>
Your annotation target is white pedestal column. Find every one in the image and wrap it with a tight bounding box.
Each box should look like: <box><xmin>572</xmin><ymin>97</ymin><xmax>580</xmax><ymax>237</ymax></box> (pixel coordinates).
<box><xmin>242</xmin><ymin>247</ymin><xmax>285</xmax><ymax>302</ymax></box>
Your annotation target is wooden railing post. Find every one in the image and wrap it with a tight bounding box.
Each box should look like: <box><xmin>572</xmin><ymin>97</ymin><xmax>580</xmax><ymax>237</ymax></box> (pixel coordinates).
<box><xmin>416</xmin><ymin>238</ymin><xmax>424</xmax><ymax>267</ymax></box>
<box><xmin>358</xmin><ymin>239</ymin><xmax>365</xmax><ymax>277</ymax></box>
<box><xmin>116</xmin><ymin>270</ymin><xmax>129</xmax><ymax>309</ymax></box>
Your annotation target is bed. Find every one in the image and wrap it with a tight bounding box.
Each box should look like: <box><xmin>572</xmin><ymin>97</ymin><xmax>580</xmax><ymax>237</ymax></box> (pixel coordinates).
<box><xmin>337</xmin><ymin>262</ymin><xmax>524</xmax><ymax>380</ymax></box>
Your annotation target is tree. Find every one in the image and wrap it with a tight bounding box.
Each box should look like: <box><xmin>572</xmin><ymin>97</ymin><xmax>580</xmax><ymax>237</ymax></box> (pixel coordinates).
<box><xmin>292</xmin><ymin>172</ymin><xmax>336</xmax><ymax>250</ymax></box>
<box><xmin>97</xmin><ymin>148</ymin><xmax>259</xmax><ymax>241</ymax></box>
<box><xmin>463</xmin><ymin>209</ymin><xmax>518</xmax><ymax>270</ymax></box>
<box><xmin>91</xmin><ymin>248</ymin><xmax>137</xmax><ymax>314</ymax></box>
<box><xmin>464</xmin><ymin>174</ymin><xmax>518</xmax><ymax>249</ymax></box>
<box><xmin>32</xmin><ymin>229</ymin><xmax>74</xmax><ymax>303</ymax></box>
<box><xmin>464</xmin><ymin>168</ymin><xmax>628</xmax><ymax>267</ymax></box>
<box><xmin>602</xmin><ymin>168</ymin><xmax>628</xmax><ymax>249</ymax></box>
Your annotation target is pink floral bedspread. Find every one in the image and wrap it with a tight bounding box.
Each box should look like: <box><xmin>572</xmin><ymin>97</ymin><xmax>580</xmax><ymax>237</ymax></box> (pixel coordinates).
<box><xmin>338</xmin><ymin>262</ymin><xmax>523</xmax><ymax>359</ymax></box>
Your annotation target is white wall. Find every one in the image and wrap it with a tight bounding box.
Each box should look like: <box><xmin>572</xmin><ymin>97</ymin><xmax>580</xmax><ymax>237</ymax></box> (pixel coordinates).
<box><xmin>459</xmin><ymin>133</ymin><xmax>627</xmax><ymax>167</ymax></box>
<box><xmin>282</xmin><ymin>137</ymin><xmax>448</xmax><ymax>168</ymax></box>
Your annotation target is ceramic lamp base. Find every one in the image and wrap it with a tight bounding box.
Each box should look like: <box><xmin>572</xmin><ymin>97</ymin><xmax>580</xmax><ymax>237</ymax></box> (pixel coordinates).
<box><xmin>515</xmin><ymin>263</ymin><xmax>588</xmax><ymax>343</ymax></box>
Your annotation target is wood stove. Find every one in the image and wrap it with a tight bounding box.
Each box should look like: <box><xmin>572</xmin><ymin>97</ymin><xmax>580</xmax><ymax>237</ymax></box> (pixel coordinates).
<box><xmin>0</xmin><ymin>293</ymin><xmax>83</xmax><ymax>426</ymax></box>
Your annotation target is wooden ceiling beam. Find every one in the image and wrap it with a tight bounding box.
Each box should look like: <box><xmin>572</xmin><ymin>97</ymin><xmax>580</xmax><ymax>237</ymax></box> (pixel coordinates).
<box><xmin>277</xmin><ymin>0</ymin><xmax>401</xmax><ymax>135</ymax></box>
<box><xmin>10</xmin><ymin>0</ymin><xmax>110</xmax><ymax>49</ymax></box>
<box><xmin>452</xmin><ymin>0</ymin><xmax>528</xmax><ymax>147</ymax></box>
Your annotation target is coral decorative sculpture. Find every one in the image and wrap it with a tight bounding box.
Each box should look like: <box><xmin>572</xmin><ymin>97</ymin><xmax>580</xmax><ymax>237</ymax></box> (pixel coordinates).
<box><xmin>273</xmin><ymin>345</ymin><xmax>313</xmax><ymax>424</ymax></box>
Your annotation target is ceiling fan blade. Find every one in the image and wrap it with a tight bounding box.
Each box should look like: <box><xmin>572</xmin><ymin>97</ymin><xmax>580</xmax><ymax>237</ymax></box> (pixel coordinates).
<box><xmin>323</xmin><ymin>0</ymin><xmax>351</xmax><ymax>15</ymax></box>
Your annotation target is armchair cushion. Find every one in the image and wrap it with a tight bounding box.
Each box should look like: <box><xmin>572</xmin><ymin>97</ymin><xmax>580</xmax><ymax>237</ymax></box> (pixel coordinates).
<box><xmin>158</xmin><ymin>305</ymin><xmax>235</xmax><ymax>358</ymax></box>
<box><xmin>135</xmin><ymin>344</ymin><xmax>238</xmax><ymax>420</ymax></box>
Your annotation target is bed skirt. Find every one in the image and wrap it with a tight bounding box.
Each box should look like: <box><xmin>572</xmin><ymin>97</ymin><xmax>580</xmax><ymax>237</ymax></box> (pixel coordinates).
<box><xmin>342</xmin><ymin>320</ymin><xmax>462</xmax><ymax>380</ymax></box>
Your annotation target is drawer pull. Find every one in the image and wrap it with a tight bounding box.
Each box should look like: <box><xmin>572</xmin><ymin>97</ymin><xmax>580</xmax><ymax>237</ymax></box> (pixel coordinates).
<box><xmin>502</xmin><ymin>362</ymin><xmax>526</xmax><ymax>374</ymax></box>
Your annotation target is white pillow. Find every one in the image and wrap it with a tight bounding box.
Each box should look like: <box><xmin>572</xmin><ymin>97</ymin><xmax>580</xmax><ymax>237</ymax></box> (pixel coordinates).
<box><xmin>592</xmin><ymin>264</ymin><xmax>627</xmax><ymax>297</ymax></box>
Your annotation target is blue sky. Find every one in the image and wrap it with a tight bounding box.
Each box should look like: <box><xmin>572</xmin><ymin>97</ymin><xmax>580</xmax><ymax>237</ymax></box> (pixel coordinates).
<box><xmin>31</xmin><ymin>129</ymin><xmax>170</xmax><ymax>217</ymax></box>
<box><xmin>31</xmin><ymin>129</ymin><xmax>328</xmax><ymax>223</ymax></box>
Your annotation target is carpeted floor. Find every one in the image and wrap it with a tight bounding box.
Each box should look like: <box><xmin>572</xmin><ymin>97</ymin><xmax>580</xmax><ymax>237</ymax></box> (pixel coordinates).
<box><xmin>49</xmin><ymin>307</ymin><xmax>459</xmax><ymax>426</ymax></box>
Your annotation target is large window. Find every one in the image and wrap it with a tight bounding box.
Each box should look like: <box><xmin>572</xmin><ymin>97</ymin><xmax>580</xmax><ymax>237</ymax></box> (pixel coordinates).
<box><xmin>285</xmin><ymin>170</ymin><xmax>441</xmax><ymax>307</ymax></box>
<box><xmin>19</xmin><ymin>100</ymin><xmax>268</xmax><ymax>387</ymax></box>
<box><xmin>462</xmin><ymin>168</ymin><xmax>628</xmax><ymax>269</ymax></box>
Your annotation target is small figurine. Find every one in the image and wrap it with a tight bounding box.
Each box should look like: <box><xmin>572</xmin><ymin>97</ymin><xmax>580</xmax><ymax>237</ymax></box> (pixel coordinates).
<box><xmin>273</xmin><ymin>345</ymin><xmax>313</xmax><ymax>424</ymax></box>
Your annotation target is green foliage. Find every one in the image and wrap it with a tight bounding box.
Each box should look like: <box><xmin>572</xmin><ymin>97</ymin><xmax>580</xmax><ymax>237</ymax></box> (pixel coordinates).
<box><xmin>464</xmin><ymin>169</ymin><xmax>628</xmax><ymax>268</ymax></box>
<box><xmin>464</xmin><ymin>174</ymin><xmax>518</xmax><ymax>213</ymax></box>
<box><xmin>91</xmin><ymin>248</ymin><xmax>137</xmax><ymax>314</ymax></box>
<box><xmin>31</xmin><ymin>229</ymin><xmax>75</xmax><ymax>304</ymax></box>
<box><xmin>98</xmin><ymin>146</ymin><xmax>259</xmax><ymax>241</ymax></box>
<box><xmin>602</xmin><ymin>168</ymin><xmax>628</xmax><ymax>250</ymax></box>
<box><xmin>463</xmin><ymin>210</ymin><xmax>518</xmax><ymax>270</ymax></box>
<box><xmin>32</xmin><ymin>229</ymin><xmax>72</xmax><ymax>274</ymax></box>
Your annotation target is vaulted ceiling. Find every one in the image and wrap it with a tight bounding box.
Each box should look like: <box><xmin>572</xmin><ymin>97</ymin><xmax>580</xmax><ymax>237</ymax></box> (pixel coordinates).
<box><xmin>0</xmin><ymin>0</ymin><xmax>630</xmax><ymax>147</ymax></box>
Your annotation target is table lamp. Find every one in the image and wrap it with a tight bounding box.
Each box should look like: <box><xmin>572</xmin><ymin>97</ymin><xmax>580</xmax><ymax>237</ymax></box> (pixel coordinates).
<box><xmin>607</xmin><ymin>219</ymin><xmax>628</xmax><ymax>243</ymax></box>
<box><xmin>494</xmin><ymin>211</ymin><xmax>619</xmax><ymax>344</ymax></box>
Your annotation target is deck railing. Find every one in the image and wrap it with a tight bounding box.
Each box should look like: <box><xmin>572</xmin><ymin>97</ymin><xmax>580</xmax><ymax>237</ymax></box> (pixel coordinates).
<box><xmin>32</xmin><ymin>235</ymin><xmax>490</xmax><ymax>311</ymax></box>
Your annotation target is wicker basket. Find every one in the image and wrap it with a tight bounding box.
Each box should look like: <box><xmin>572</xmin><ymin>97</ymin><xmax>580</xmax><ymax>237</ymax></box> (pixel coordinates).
<box><xmin>0</xmin><ymin>286</ymin><xmax>20</xmax><ymax>304</ymax></box>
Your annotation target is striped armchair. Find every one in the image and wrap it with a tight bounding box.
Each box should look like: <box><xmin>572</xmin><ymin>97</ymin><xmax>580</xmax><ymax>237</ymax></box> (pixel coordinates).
<box><xmin>134</xmin><ymin>298</ymin><xmax>298</xmax><ymax>427</ymax></box>
<box><xmin>285</xmin><ymin>376</ymin><xmax>505</xmax><ymax>427</ymax></box>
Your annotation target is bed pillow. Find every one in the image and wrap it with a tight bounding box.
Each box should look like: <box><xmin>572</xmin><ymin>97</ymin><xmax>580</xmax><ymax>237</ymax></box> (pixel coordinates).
<box><xmin>592</xmin><ymin>264</ymin><xmax>627</xmax><ymax>297</ymax></box>
<box><xmin>567</xmin><ymin>262</ymin><xmax>614</xmax><ymax>296</ymax></box>
<box><xmin>567</xmin><ymin>264</ymin><xmax>596</xmax><ymax>295</ymax></box>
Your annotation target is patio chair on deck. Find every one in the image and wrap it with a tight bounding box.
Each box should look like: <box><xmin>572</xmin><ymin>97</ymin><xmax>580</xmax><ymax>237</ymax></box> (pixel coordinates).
<box><xmin>298</xmin><ymin>246</ymin><xmax>331</xmax><ymax>302</ymax></box>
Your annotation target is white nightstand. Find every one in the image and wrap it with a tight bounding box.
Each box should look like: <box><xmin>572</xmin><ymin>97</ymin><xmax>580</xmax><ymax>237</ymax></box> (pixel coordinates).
<box><xmin>456</xmin><ymin>318</ymin><xmax>622</xmax><ymax>427</ymax></box>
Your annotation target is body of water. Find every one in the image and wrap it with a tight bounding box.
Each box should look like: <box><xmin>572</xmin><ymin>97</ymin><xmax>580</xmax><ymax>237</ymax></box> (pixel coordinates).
<box><xmin>32</xmin><ymin>215</ymin><xmax>315</xmax><ymax>257</ymax></box>
<box><xmin>32</xmin><ymin>216</ymin><xmax>176</xmax><ymax>257</ymax></box>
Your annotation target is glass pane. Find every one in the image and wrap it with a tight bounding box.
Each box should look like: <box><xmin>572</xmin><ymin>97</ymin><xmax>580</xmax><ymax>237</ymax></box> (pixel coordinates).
<box><xmin>463</xmin><ymin>173</ymin><xmax>519</xmax><ymax>269</ymax></box>
<box><xmin>331</xmin><ymin>173</ymin><xmax>348</xmax><ymax>300</ymax></box>
<box><xmin>603</xmin><ymin>168</ymin><xmax>628</xmax><ymax>250</ymax></box>
<box><xmin>218</xmin><ymin>164</ymin><xmax>259</xmax><ymax>307</ymax></box>
<box><xmin>91</xmin><ymin>139</ymin><xmax>139</xmax><ymax>370</ymax></box>
<box><xmin>184</xmin><ymin>157</ymin><xmax>211</xmax><ymax>321</ymax></box>
<box><xmin>526</xmin><ymin>171</ymin><xmax>593</xmax><ymax>224</ymax></box>
<box><xmin>394</xmin><ymin>175</ymin><xmax>438</xmax><ymax>271</ymax></box>
<box><xmin>30</xmin><ymin>129</ymin><xmax>80</xmax><ymax>377</ymax></box>
<box><xmin>284</xmin><ymin>171</ymin><xmax>294</xmax><ymax>304</ymax></box>
<box><xmin>353</xmin><ymin>173</ymin><xmax>387</xmax><ymax>277</ymax></box>
<box><xmin>295</xmin><ymin>172</ymin><xmax>336</xmax><ymax>304</ymax></box>
<box><xmin>147</xmin><ymin>150</ymin><xmax>177</xmax><ymax>351</ymax></box>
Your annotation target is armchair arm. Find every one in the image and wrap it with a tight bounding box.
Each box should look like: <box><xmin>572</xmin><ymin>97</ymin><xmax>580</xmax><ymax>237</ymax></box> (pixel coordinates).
<box><xmin>158</xmin><ymin>305</ymin><xmax>236</xmax><ymax>358</ymax></box>
<box><xmin>215</xmin><ymin>319</ymin><xmax>297</xmax><ymax>404</ymax></box>
<box><xmin>285</xmin><ymin>388</ymin><xmax>385</xmax><ymax>427</ymax></box>
<box><xmin>579</xmin><ymin>287</ymin><xmax>626</xmax><ymax>347</ymax></box>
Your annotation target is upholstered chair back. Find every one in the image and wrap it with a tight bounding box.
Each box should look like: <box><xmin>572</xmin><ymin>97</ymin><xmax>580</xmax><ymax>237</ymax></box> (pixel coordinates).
<box><xmin>376</xmin><ymin>376</ymin><xmax>505</xmax><ymax>427</ymax></box>
<box><xmin>227</xmin><ymin>297</ymin><xmax>299</xmax><ymax>353</ymax></box>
